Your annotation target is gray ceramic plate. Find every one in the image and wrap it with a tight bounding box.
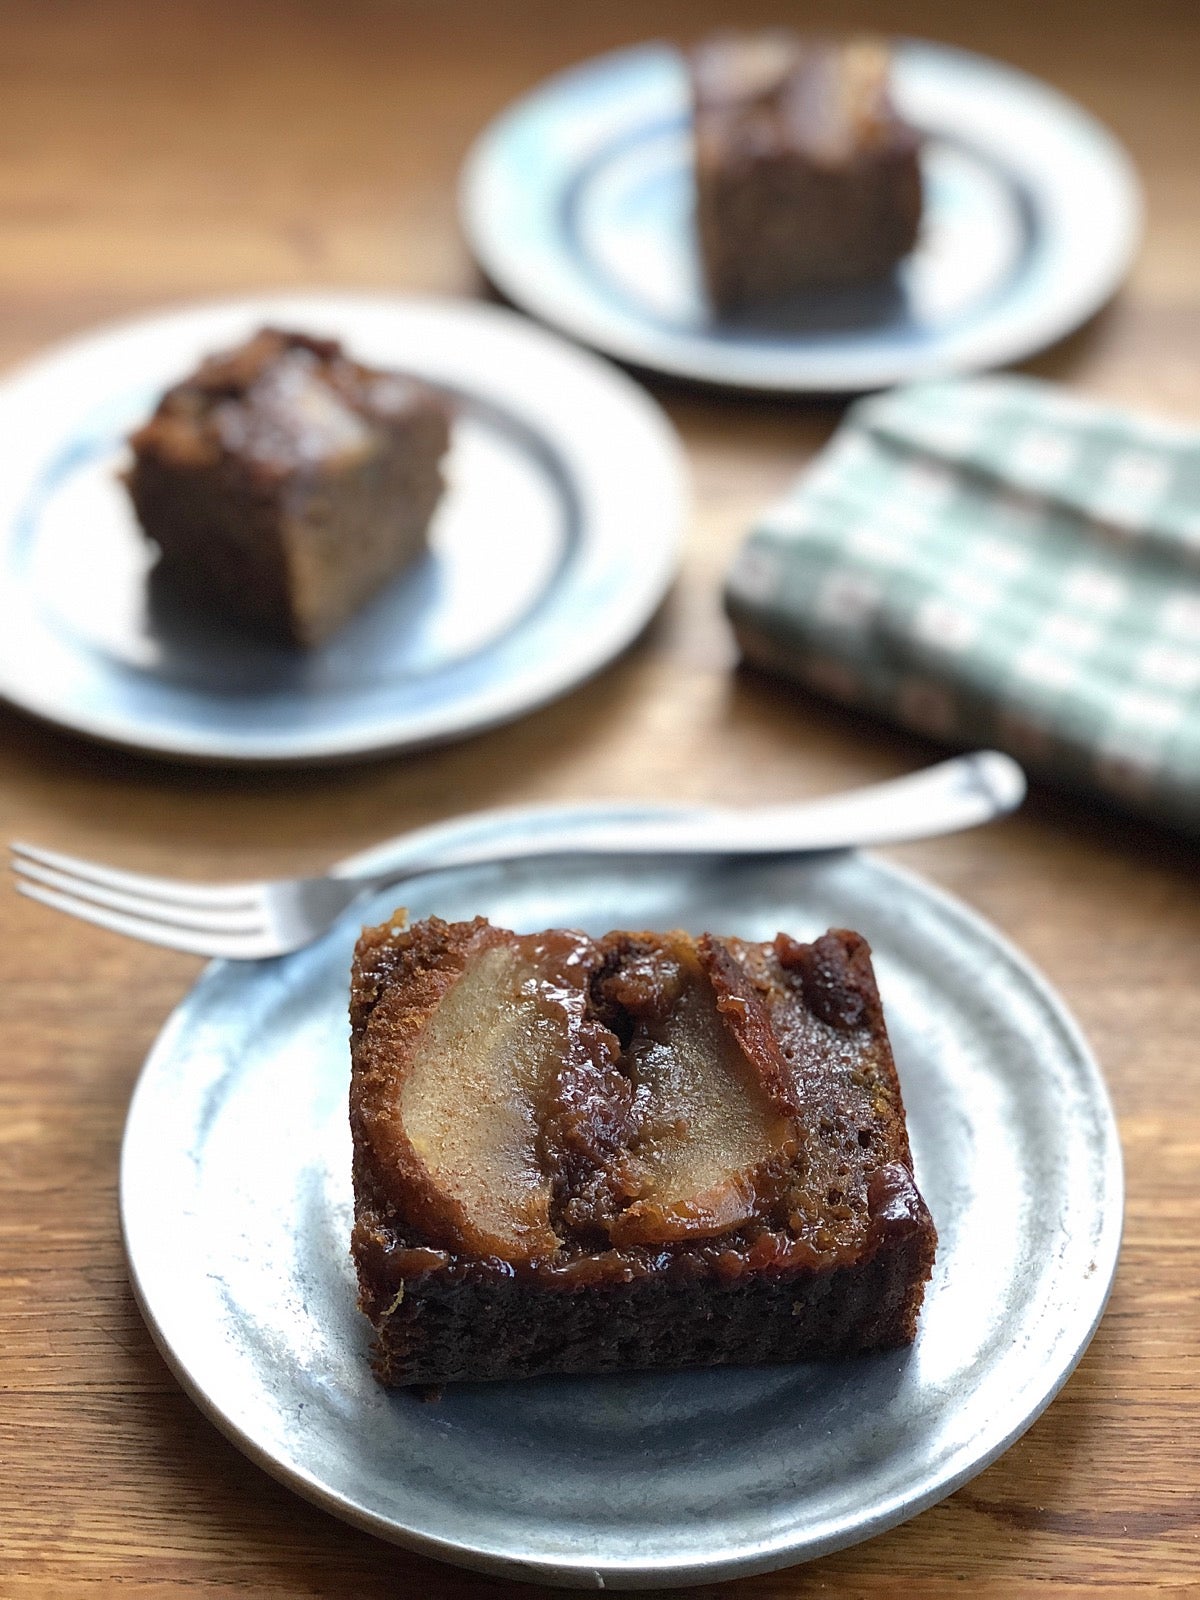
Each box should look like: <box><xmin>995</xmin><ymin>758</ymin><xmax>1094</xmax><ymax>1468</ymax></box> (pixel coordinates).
<box><xmin>461</xmin><ymin>40</ymin><xmax>1142</xmax><ymax>392</ymax></box>
<box><xmin>121</xmin><ymin>805</ymin><xmax>1122</xmax><ymax>1588</ymax></box>
<box><xmin>0</xmin><ymin>294</ymin><xmax>685</xmax><ymax>763</ymax></box>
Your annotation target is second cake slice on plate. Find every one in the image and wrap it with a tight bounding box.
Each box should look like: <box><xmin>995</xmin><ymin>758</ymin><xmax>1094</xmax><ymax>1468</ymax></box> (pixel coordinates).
<box><xmin>126</xmin><ymin>328</ymin><xmax>451</xmax><ymax>647</ymax></box>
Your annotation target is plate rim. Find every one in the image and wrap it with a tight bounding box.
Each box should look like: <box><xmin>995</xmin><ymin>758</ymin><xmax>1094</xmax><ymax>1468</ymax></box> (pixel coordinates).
<box><xmin>0</xmin><ymin>290</ymin><xmax>687</xmax><ymax>765</ymax></box>
<box><xmin>119</xmin><ymin>816</ymin><xmax>1124</xmax><ymax>1589</ymax></box>
<box><xmin>460</xmin><ymin>37</ymin><xmax>1144</xmax><ymax>393</ymax></box>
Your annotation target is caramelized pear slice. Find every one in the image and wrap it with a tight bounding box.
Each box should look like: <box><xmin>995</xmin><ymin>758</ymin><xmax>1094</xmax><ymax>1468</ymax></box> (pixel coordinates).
<box><xmin>608</xmin><ymin>935</ymin><xmax>797</xmax><ymax>1245</ymax></box>
<box><xmin>354</xmin><ymin>920</ymin><xmax>598</xmax><ymax>1265</ymax></box>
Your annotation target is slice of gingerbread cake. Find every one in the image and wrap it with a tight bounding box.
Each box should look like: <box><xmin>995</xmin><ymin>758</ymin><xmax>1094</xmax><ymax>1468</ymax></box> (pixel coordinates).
<box><xmin>349</xmin><ymin>914</ymin><xmax>936</xmax><ymax>1385</ymax></box>
<box><xmin>690</xmin><ymin>32</ymin><xmax>923</xmax><ymax>312</ymax></box>
<box><xmin>126</xmin><ymin>327</ymin><xmax>451</xmax><ymax>646</ymax></box>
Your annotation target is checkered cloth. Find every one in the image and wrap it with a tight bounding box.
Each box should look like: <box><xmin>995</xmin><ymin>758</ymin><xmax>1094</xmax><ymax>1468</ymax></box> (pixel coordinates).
<box><xmin>725</xmin><ymin>376</ymin><xmax>1200</xmax><ymax>838</ymax></box>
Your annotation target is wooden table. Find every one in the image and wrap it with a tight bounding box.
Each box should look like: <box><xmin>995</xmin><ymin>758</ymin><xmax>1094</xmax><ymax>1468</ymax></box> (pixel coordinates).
<box><xmin>2</xmin><ymin>1</ymin><xmax>1197</xmax><ymax>1593</ymax></box>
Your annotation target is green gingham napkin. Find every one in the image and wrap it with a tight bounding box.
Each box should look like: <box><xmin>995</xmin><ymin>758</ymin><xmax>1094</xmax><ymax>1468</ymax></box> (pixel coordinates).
<box><xmin>725</xmin><ymin>376</ymin><xmax>1200</xmax><ymax>838</ymax></box>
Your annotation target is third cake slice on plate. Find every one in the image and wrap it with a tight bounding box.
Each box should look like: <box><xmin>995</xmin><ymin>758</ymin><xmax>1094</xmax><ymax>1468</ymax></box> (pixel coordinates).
<box><xmin>689</xmin><ymin>32</ymin><xmax>923</xmax><ymax>313</ymax></box>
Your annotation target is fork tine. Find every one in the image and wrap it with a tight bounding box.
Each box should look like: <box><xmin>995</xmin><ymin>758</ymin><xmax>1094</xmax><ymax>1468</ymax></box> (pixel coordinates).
<box><xmin>9</xmin><ymin>841</ymin><xmax>262</xmax><ymax>909</ymax></box>
<box><xmin>11</xmin><ymin>858</ymin><xmax>270</xmax><ymax>935</ymax></box>
<box><xmin>13</xmin><ymin>880</ymin><xmax>278</xmax><ymax>961</ymax></box>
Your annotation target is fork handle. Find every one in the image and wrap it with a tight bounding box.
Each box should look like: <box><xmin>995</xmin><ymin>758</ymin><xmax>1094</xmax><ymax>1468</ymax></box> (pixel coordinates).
<box><xmin>344</xmin><ymin>750</ymin><xmax>1026</xmax><ymax>887</ymax></box>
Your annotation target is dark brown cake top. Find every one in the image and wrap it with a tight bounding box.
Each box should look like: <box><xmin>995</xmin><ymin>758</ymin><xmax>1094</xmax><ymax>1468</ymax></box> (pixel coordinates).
<box><xmin>129</xmin><ymin>326</ymin><xmax>448</xmax><ymax>481</ymax></box>
<box><xmin>690</xmin><ymin>32</ymin><xmax>916</xmax><ymax>168</ymax></box>
<box><xmin>350</xmin><ymin>916</ymin><xmax>928</xmax><ymax>1285</ymax></box>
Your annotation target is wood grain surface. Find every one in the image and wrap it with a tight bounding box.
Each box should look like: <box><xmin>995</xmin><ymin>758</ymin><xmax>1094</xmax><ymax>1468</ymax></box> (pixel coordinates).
<box><xmin>1</xmin><ymin>0</ymin><xmax>1198</xmax><ymax>1593</ymax></box>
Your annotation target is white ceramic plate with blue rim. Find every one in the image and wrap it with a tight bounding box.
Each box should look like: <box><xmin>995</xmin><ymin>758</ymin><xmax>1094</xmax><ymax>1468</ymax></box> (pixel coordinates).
<box><xmin>0</xmin><ymin>294</ymin><xmax>686</xmax><ymax>763</ymax></box>
<box><xmin>461</xmin><ymin>40</ymin><xmax>1142</xmax><ymax>393</ymax></box>
<box><xmin>121</xmin><ymin>804</ymin><xmax>1123</xmax><ymax>1588</ymax></box>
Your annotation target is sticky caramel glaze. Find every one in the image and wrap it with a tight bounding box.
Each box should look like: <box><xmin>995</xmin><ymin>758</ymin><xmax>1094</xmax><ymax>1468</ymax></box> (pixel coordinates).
<box><xmin>350</xmin><ymin>916</ymin><xmax>618</xmax><ymax>1267</ymax></box>
<box><xmin>718</xmin><ymin>929</ymin><xmax>920</xmax><ymax>1253</ymax></box>
<box><xmin>351</xmin><ymin>917</ymin><xmax>936</xmax><ymax>1309</ymax></box>
<box><xmin>128</xmin><ymin>327</ymin><xmax>446</xmax><ymax>480</ymax></box>
<box><xmin>585</xmin><ymin>930</ymin><xmax>799</xmax><ymax>1246</ymax></box>
<box><xmin>691</xmin><ymin>34</ymin><xmax>911</xmax><ymax>170</ymax></box>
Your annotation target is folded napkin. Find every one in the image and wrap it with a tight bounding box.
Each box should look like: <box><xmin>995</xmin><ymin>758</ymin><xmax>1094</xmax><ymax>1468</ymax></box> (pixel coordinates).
<box><xmin>725</xmin><ymin>377</ymin><xmax>1200</xmax><ymax>839</ymax></box>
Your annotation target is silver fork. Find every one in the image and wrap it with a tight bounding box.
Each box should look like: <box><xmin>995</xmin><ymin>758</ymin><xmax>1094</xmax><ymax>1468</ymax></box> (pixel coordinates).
<box><xmin>10</xmin><ymin>750</ymin><xmax>1024</xmax><ymax>961</ymax></box>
